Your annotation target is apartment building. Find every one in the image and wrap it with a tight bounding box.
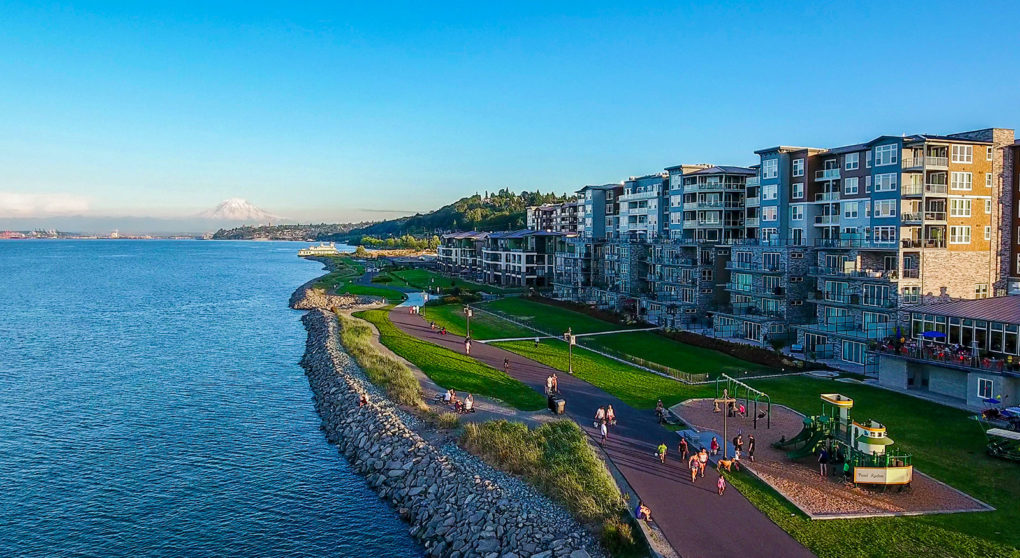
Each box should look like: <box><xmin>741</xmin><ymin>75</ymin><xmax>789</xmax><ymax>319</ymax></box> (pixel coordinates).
<box><xmin>481</xmin><ymin>229</ymin><xmax>561</xmax><ymax>287</ymax></box>
<box><xmin>1007</xmin><ymin>142</ymin><xmax>1020</xmax><ymax>294</ymax></box>
<box><xmin>618</xmin><ymin>173</ymin><xmax>669</xmax><ymax>242</ymax></box>
<box><xmin>552</xmin><ymin>184</ymin><xmax>622</xmax><ymax>303</ymax></box>
<box><xmin>437</xmin><ymin>232</ymin><xmax>489</xmax><ymax>278</ymax></box>
<box><xmin>526</xmin><ymin>199</ymin><xmax>583</xmax><ymax>234</ymax></box>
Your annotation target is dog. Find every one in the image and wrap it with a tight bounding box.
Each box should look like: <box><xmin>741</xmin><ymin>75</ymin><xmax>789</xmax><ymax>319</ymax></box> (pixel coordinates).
<box><xmin>716</xmin><ymin>458</ymin><xmax>740</xmax><ymax>472</ymax></box>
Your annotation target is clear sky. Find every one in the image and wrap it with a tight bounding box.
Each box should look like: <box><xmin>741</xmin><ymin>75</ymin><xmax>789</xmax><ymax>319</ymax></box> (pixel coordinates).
<box><xmin>1</xmin><ymin>1</ymin><xmax>1018</xmax><ymax>222</ymax></box>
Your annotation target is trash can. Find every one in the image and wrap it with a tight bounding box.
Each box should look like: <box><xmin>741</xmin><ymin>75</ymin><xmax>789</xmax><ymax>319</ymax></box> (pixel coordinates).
<box><xmin>552</xmin><ymin>398</ymin><xmax>566</xmax><ymax>415</ymax></box>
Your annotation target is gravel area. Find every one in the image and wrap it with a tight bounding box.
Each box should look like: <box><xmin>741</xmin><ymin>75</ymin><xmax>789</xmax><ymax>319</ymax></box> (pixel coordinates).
<box><xmin>674</xmin><ymin>399</ymin><xmax>990</xmax><ymax>518</ymax></box>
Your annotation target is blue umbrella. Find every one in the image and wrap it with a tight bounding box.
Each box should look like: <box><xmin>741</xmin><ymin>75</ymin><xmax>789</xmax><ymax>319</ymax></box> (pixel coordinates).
<box><xmin>922</xmin><ymin>330</ymin><xmax>946</xmax><ymax>339</ymax></box>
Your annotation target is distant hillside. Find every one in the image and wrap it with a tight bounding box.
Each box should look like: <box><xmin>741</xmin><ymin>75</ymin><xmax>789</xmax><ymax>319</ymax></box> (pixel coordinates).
<box><xmin>340</xmin><ymin>189</ymin><xmax>571</xmax><ymax>239</ymax></box>
<box><xmin>211</xmin><ymin>223</ymin><xmax>370</xmax><ymax>241</ymax></box>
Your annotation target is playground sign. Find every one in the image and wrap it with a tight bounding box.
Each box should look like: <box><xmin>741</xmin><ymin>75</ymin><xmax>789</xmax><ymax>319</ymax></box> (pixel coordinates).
<box><xmin>853</xmin><ymin>466</ymin><xmax>913</xmax><ymax>485</ymax></box>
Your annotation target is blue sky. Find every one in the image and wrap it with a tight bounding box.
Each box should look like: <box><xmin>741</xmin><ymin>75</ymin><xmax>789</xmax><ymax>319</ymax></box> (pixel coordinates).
<box><xmin>1</xmin><ymin>1</ymin><xmax>1018</xmax><ymax>222</ymax></box>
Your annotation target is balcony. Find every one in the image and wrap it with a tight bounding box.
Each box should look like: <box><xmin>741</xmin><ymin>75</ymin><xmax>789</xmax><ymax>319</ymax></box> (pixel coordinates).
<box><xmin>809</xmin><ymin>266</ymin><xmax>899</xmax><ymax>281</ymax></box>
<box><xmin>901</xmin><ymin>212</ymin><xmax>923</xmax><ymax>223</ymax></box>
<box><xmin>745</xmin><ymin>217</ymin><xmax>759</xmax><ymax>227</ymax></box>
<box><xmin>902</xmin><ymin>183</ymin><xmax>924</xmax><ymax>196</ymax></box>
<box><xmin>814</xmin><ymin>214</ymin><xmax>839</xmax><ymax>226</ymax></box>
<box><xmin>902</xmin><ymin>268</ymin><xmax>920</xmax><ymax>279</ymax></box>
<box><xmin>726</xmin><ymin>260</ymin><xmax>786</xmax><ymax>273</ymax></box>
<box><xmin>746</xmin><ymin>177</ymin><xmax>760</xmax><ymax>187</ymax></box>
<box><xmin>925</xmin><ymin>156</ymin><xmax>949</xmax><ymax>169</ymax></box>
<box><xmin>746</xmin><ymin>196</ymin><xmax>760</xmax><ymax>208</ymax></box>
<box><xmin>815</xmin><ymin>192</ymin><xmax>840</xmax><ymax>202</ymax></box>
<box><xmin>902</xmin><ymin>157</ymin><xmax>924</xmax><ymax>170</ymax></box>
<box><xmin>925</xmin><ymin>182</ymin><xmax>948</xmax><ymax>195</ymax></box>
<box><xmin>717</xmin><ymin>304</ymin><xmax>785</xmax><ymax>320</ymax></box>
<box><xmin>815</xmin><ymin>168</ymin><xmax>841</xmax><ymax>181</ymax></box>
<box><xmin>924</xmin><ymin>211</ymin><xmax>947</xmax><ymax>222</ymax></box>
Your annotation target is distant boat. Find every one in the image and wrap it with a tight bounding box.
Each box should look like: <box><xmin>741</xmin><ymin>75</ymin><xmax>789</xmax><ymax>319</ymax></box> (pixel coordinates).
<box><xmin>298</xmin><ymin>242</ymin><xmax>341</xmax><ymax>257</ymax></box>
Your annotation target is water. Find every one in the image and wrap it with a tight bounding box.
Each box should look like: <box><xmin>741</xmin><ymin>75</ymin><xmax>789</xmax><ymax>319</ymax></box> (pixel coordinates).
<box><xmin>0</xmin><ymin>240</ymin><xmax>421</xmax><ymax>558</ymax></box>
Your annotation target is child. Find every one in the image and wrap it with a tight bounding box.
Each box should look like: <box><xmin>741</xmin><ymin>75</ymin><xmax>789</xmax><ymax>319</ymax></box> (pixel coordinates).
<box><xmin>600</xmin><ymin>421</ymin><xmax>608</xmax><ymax>446</ymax></box>
<box><xmin>656</xmin><ymin>443</ymin><xmax>667</xmax><ymax>464</ymax></box>
<box><xmin>717</xmin><ymin>474</ymin><xmax>726</xmax><ymax>496</ymax></box>
<box><xmin>710</xmin><ymin>437</ymin><xmax>720</xmax><ymax>456</ymax></box>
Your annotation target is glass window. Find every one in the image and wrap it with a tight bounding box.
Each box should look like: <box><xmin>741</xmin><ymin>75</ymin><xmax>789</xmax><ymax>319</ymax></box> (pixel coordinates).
<box><xmin>951</xmin><ymin>172</ymin><xmax>973</xmax><ymax>190</ymax></box>
<box><xmin>952</xmin><ymin>145</ymin><xmax>973</xmax><ymax>163</ymax></box>
<box><xmin>843</xmin><ymin>201</ymin><xmax>858</xmax><ymax>218</ymax></box>
<box><xmin>950</xmin><ymin>226</ymin><xmax>971</xmax><ymax>244</ymax></box>
<box><xmin>791</xmin><ymin>205</ymin><xmax>804</xmax><ymax>220</ymax></box>
<box><xmin>874</xmin><ymin>144</ymin><xmax>898</xmax><ymax>166</ymax></box>
<box><xmin>792</xmin><ymin>158</ymin><xmax>804</xmax><ymax>177</ymax></box>
<box><xmin>950</xmin><ymin>199</ymin><xmax>972</xmax><ymax>217</ymax></box>
<box><xmin>987</xmin><ymin>146</ymin><xmax>994</xmax><ymax>161</ymax></box>
<box><xmin>844</xmin><ymin>177</ymin><xmax>859</xmax><ymax>195</ymax></box>
<box><xmin>762</xmin><ymin>159</ymin><xmax>778</xmax><ymax>179</ymax></box>
<box><xmin>845</xmin><ymin>153</ymin><xmax>860</xmax><ymax>170</ymax></box>
<box><xmin>977</xmin><ymin>378</ymin><xmax>993</xmax><ymax>400</ymax></box>
<box><xmin>763</xmin><ymin>184</ymin><xmax>778</xmax><ymax>200</ymax></box>
<box><xmin>792</xmin><ymin>183</ymin><xmax>804</xmax><ymax>199</ymax></box>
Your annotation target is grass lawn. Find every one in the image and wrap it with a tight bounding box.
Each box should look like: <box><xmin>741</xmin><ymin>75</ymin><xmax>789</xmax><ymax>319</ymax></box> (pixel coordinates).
<box><xmin>482</xmin><ymin>297</ymin><xmax>628</xmax><ymax>334</ymax></box>
<box><xmin>422</xmin><ymin>303</ymin><xmax>535</xmax><ymax>340</ymax></box>
<box><xmin>354</xmin><ymin>308</ymin><xmax>546</xmax><ymax>411</ymax></box>
<box><xmin>496</xmin><ymin>340</ymin><xmax>712</xmax><ymax>409</ymax></box>
<box><xmin>341</xmin><ymin>283</ymin><xmax>405</xmax><ymax>304</ymax></box>
<box><xmin>390</xmin><ymin>268</ymin><xmax>515</xmax><ymax>295</ymax></box>
<box><xmin>737</xmin><ymin>375</ymin><xmax>1020</xmax><ymax>556</ymax></box>
<box><xmin>310</xmin><ymin>256</ymin><xmax>406</xmax><ymax>303</ymax></box>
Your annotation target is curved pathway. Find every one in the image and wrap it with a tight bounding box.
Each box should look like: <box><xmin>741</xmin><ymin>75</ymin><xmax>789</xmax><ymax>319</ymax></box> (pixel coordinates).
<box><xmin>390</xmin><ymin>307</ymin><xmax>814</xmax><ymax>558</ymax></box>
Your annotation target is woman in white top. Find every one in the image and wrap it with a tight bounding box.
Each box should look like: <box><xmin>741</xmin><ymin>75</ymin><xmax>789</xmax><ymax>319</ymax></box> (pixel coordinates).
<box><xmin>464</xmin><ymin>394</ymin><xmax>474</xmax><ymax>412</ymax></box>
<box><xmin>443</xmin><ymin>389</ymin><xmax>452</xmax><ymax>404</ymax></box>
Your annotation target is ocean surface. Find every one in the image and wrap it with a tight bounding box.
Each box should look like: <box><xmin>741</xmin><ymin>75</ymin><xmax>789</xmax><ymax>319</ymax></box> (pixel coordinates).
<box><xmin>0</xmin><ymin>240</ymin><xmax>422</xmax><ymax>557</ymax></box>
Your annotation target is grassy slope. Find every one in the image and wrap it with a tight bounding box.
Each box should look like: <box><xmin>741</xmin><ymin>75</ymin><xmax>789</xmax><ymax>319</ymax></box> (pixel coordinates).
<box><xmin>422</xmin><ymin>303</ymin><xmax>535</xmax><ymax>340</ymax></box>
<box><xmin>391</xmin><ymin>268</ymin><xmax>514</xmax><ymax>295</ymax></box>
<box><xmin>355</xmin><ymin>308</ymin><xmax>546</xmax><ymax>411</ymax></box>
<box><xmin>312</xmin><ymin>256</ymin><xmax>406</xmax><ymax>303</ymax></box>
<box><xmin>483</xmin><ymin>297</ymin><xmax>627</xmax><ymax>334</ymax></box>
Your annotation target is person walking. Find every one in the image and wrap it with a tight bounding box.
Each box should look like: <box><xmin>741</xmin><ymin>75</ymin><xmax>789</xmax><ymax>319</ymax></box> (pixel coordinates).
<box><xmin>818</xmin><ymin>446</ymin><xmax>829</xmax><ymax>478</ymax></box>
<box><xmin>534</xmin><ymin>337</ymin><xmax>540</xmax><ymax>348</ymax></box>
<box><xmin>654</xmin><ymin>399</ymin><xmax>664</xmax><ymax>423</ymax></box>
<box><xmin>599</xmin><ymin>421</ymin><xmax>608</xmax><ymax>446</ymax></box>
<box><xmin>734</xmin><ymin>434</ymin><xmax>743</xmax><ymax>453</ymax></box>
<box><xmin>503</xmin><ymin>357</ymin><xmax>510</xmax><ymax>374</ymax></box>
<box><xmin>545</xmin><ymin>374</ymin><xmax>555</xmax><ymax>396</ymax></box>
<box><xmin>594</xmin><ymin>406</ymin><xmax>606</xmax><ymax>427</ymax></box>
<box><xmin>551</xmin><ymin>373</ymin><xmax>559</xmax><ymax>394</ymax></box>
<box><xmin>717</xmin><ymin>474</ymin><xmax>726</xmax><ymax>496</ymax></box>
<box><xmin>688</xmin><ymin>453</ymin><xmax>700</xmax><ymax>483</ymax></box>
<box><xmin>679</xmin><ymin>437</ymin><xmax>689</xmax><ymax>461</ymax></box>
<box><xmin>606</xmin><ymin>404</ymin><xmax>616</xmax><ymax>426</ymax></box>
<box><xmin>747</xmin><ymin>434</ymin><xmax>756</xmax><ymax>463</ymax></box>
<box><xmin>710</xmin><ymin>436</ymin><xmax>720</xmax><ymax>456</ymax></box>
<box><xmin>698</xmin><ymin>448</ymin><xmax>709</xmax><ymax>478</ymax></box>
<box><xmin>656</xmin><ymin>442</ymin><xmax>667</xmax><ymax>464</ymax></box>
<box><xmin>464</xmin><ymin>337</ymin><xmax>471</xmax><ymax>355</ymax></box>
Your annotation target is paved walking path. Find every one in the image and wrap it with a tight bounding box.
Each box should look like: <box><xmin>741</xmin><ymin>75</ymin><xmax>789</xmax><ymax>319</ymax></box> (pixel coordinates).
<box><xmin>389</xmin><ymin>307</ymin><xmax>814</xmax><ymax>558</ymax></box>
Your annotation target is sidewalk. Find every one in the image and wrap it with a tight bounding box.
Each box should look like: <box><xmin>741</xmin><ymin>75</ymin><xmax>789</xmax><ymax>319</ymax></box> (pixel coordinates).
<box><xmin>389</xmin><ymin>308</ymin><xmax>814</xmax><ymax>558</ymax></box>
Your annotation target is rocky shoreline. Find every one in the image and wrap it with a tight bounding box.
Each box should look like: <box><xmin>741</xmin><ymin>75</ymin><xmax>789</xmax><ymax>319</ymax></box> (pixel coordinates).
<box><xmin>292</xmin><ymin>280</ymin><xmax>600</xmax><ymax>557</ymax></box>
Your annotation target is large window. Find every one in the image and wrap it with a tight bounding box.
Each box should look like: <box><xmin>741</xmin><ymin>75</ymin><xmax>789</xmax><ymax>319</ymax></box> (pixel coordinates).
<box><xmin>762</xmin><ymin>184</ymin><xmax>778</xmax><ymax>200</ymax></box>
<box><xmin>762</xmin><ymin>159</ymin><xmax>778</xmax><ymax>179</ymax></box>
<box><xmin>792</xmin><ymin>183</ymin><xmax>804</xmax><ymax>199</ymax></box>
<box><xmin>874</xmin><ymin>199</ymin><xmax>897</xmax><ymax>218</ymax></box>
<box><xmin>874</xmin><ymin>173</ymin><xmax>898</xmax><ymax>192</ymax></box>
<box><xmin>842</xmin><ymin>341</ymin><xmax>865</xmax><ymax>364</ymax></box>
<box><xmin>762</xmin><ymin>206</ymin><xmax>778</xmax><ymax>221</ymax></box>
<box><xmin>843</xmin><ymin>201</ymin><xmax>858</xmax><ymax>218</ymax></box>
<box><xmin>977</xmin><ymin>378</ymin><xmax>993</xmax><ymax>400</ymax></box>
<box><xmin>845</xmin><ymin>153</ymin><xmax>860</xmax><ymax>170</ymax></box>
<box><xmin>950</xmin><ymin>199</ymin><xmax>972</xmax><ymax>217</ymax></box>
<box><xmin>844</xmin><ymin>177</ymin><xmax>859</xmax><ymax>195</ymax></box>
<box><xmin>874</xmin><ymin>144</ymin><xmax>898</xmax><ymax>166</ymax></box>
<box><xmin>792</xmin><ymin>158</ymin><xmax>804</xmax><ymax>177</ymax></box>
<box><xmin>950</xmin><ymin>225</ymin><xmax>971</xmax><ymax>244</ymax></box>
<box><xmin>791</xmin><ymin>205</ymin><xmax>804</xmax><ymax>220</ymax></box>
<box><xmin>874</xmin><ymin>226</ymin><xmax>896</xmax><ymax>243</ymax></box>
<box><xmin>952</xmin><ymin>144</ymin><xmax>973</xmax><ymax>163</ymax></box>
<box><xmin>951</xmin><ymin>172</ymin><xmax>973</xmax><ymax>190</ymax></box>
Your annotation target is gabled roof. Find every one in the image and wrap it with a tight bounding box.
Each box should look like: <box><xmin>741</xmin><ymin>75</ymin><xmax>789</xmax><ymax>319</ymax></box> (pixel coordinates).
<box><xmin>576</xmin><ymin>183</ymin><xmax>622</xmax><ymax>193</ymax></box>
<box><xmin>489</xmin><ymin>229</ymin><xmax>563</xmax><ymax>239</ymax></box>
<box><xmin>908</xmin><ymin>296</ymin><xmax>1020</xmax><ymax>324</ymax></box>
<box><xmin>684</xmin><ymin>165</ymin><xmax>756</xmax><ymax>176</ymax></box>
<box><xmin>441</xmin><ymin>231</ymin><xmax>489</xmax><ymax>240</ymax></box>
<box><xmin>754</xmin><ymin>146</ymin><xmax>823</xmax><ymax>155</ymax></box>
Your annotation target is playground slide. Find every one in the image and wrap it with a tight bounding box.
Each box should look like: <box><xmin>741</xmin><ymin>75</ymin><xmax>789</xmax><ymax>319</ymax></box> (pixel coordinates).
<box><xmin>786</xmin><ymin>429</ymin><xmax>827</xmax><ymax>460</ymax></box>
<box><xmin>772</xmin><ymin>417</ymin><xmax>817</xmax><ymax>449</ymax></box>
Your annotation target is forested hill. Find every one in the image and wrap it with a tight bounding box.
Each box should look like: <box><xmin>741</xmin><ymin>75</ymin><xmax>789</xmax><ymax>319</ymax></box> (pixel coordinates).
<box><xmin>339</xmin><ymin>189</ymin><xmax>572</xmax><ymax>239</ymax></box>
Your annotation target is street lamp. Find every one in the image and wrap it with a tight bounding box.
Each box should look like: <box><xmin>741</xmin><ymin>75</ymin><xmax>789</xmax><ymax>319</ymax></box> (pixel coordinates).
<box><xmin>563</xmin><ymin>326</ymin><xmax>575</xmax><ymax>374</ymax></box>
<box><xmin>464</xmin><ymin>305</ymin><xmax>473</xmax><ymax>338</ymax></box>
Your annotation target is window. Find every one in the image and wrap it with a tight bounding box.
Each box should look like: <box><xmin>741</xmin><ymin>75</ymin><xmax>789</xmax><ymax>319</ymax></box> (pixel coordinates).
<box><xmin>791</xmin><ymin>228</ymin><xmax>804</xmax><ymax>245</ymax></box>
<box><xmin>843</xmin><ymin>201</ymin><xmax>858</xmax><ymax>218</ymax></box>
<box><xmin>762</xmin><ymin>207</ymin><xmax>778</xmax><ymax>221</ymax></box>
<box><xmin>985</xmin><ymin>226</ymin><xmax>991</xmax><ymax>240</ymax></box>
<box><xmin>845</xmin><ymin>153</ymin><xmax>859</xmax><ymax>170</ymax></box>
<box><xmin>866</xmin><ymin>151</ymin><xmax>872</xmax><ymax>168</ymax></box>
<box><xmin>762</xmin><ymin>159</ymin><xmax>778</xmax><ymax>179</ymax></box>
<box><xmin>978</xmin><ymin>378</ymin><xmax>993</xmax><ymax>400</ymax></box>
<box><xmin>792</xmin><ymin>158</ymin><xmax>804</xmax><ymax>177</ymax></box>
<box><xmin>874</xmin><ymin>144</ymin><xmax>898</xmax><ymax>166</ymax></box>
<box><xmin>950</xmin><ymin>225</ymin><xmax>971</xmax><ymax>244</ymax></box>
<box><xmin>874</xmin><ymin>173</ymin><xmax>898</xmax><ymax>192</ymax></box>
<box><xmin>901</xmin><ymin>286</ymin><xmax>920</xmax><ymax>304</ymax></box>
<box><xmin>842</xmin><ymin>226</ymin><xmax>858</xmax><ymax>236</ymax></box>
<box><xmin>791</xmin><ymin>205</ymin><xmax>804</xmax><ymax>220</ymax></box>
<box><xmin>951</xmin><ymin>172</ymin><xmax>973</xmax><ymax>190</ymax></box>
<box><xmin>986</xmin><ymin>199</ymin><xmax>992</xmax><ymax>213</ymax></box>
<box><xmin>987</xmin><ymin>146</ymin><xmax>994</xmax><ymax>161</ymax></box>
<box><xmin>866</xmin><ymin>175</ymin><xmax>872</xmax><ymax>192</ymax></box>
<box><xmin>865</xmin><ymin>201</ymin><xmax>871</xmax><ymax>217</ymax></box>
<box><xmin>952</xmin><ymin>145</ymin><xmax>973</xmax><ymax>163</ymax></box>
<box><xmin>874</xmin><ymin>226</ymin><xmax>896</xmax><ymax>243</ymax></box>
<box><xmin>986</xmin><ymin>173</ymin><xmax>993</xmax><ymax>188</ymax></box>
<box><xmin>874</xmin><ymin>199</ymin><xmax>897</xmax><ymax>218</ymax></box>
<box><xmin>763</xmin><ymin>253</ymin><xmax>781</xmax><ymax>271</ymax></box>
<box><xmin>763</xmin><ymin>184</ymin><xmax>778</xmax><ymax>200</ymax></box>
<box><xmin>792</xmin><ymin>183</ymin><xmax>804</xmax><ymax>199</ymax></box>
<box><xmin>950</xmin><ymin>199</ymin><xmax>972</xmax><ymax>217</ymax></box>
<box><xmin>844</xmin><ymin>177</ymin><xmax>859</xmax><ymax>195</ymax></box>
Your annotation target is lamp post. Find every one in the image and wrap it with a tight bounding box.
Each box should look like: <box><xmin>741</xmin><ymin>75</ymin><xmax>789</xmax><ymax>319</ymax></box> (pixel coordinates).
<box><xmin>564</xmin><ymin>326</ymin><xmax>575</xmax><ymax>374</ymax></box>
<box><xmin>464</xmin><ymin>305</ymin><xmax>473</xmax><ymax>339</ymax></box>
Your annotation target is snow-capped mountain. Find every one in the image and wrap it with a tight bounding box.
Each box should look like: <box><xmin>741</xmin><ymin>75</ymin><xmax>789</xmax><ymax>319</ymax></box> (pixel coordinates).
<box><xmin>197</xmin><ymin>198</ymin><xmax>281</xmax><ymax>222</ymax></box>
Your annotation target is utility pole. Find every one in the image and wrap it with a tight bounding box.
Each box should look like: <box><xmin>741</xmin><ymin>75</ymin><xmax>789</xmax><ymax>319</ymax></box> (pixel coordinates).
<box><xmin>564</xmin><ymin>326</ymin><xmax>575</xmax><ymax>374</ymax></box>
<box><xmin>464</xmin><ymin>305</ymin><xmax>473</xmax><ymax>338</ymax></box>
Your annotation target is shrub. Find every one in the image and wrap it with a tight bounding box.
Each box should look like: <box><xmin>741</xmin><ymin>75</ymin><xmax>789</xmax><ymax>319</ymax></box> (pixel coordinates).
<box><xmin>423</xmin><ymin>410</ymin><xmax>461</xmax><ymax>430</ymax></box>
<box><xmin>371</xmin><ymin>275</ymin><xmax>393</xmax><ymax>283</ymax></box>
<box><xmin>600</xmin><ymin>515</ymin><xmax>636</xmax><ymax>556</ymax></box>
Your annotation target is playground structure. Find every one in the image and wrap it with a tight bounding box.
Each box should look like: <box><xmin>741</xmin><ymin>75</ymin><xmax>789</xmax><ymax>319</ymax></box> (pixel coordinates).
<box><xmin>774</xmin><ymin>393</ymin><xmax>913</xmax><ymax>487</ymax></box>
<box><xmin>985</xmin><ymin>428</ymin><xmax>1020</xmax><ymax>462</ymax></box>
<box><xmin>715</xmin><ymin>374</ymin><xmax>771</xmax><ymax>429</ymax></box>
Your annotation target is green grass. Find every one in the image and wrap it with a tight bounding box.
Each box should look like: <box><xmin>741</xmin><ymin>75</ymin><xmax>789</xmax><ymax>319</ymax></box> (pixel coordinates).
<box><xmin>460</xmin><ymin>420</ymin><xmax>647</xmax><ymax>557</ymax></box>
<box><xmin>310</xmin><ymin>256</ymin><xmax>406</xmax><ymax>303</ymax></box>
<box><xmin>335</xmin><ymin>312</ymin><xmax>424</xmax><ymax>407</ymax></box>
<box><xmin>483</xmin><ymin>297</ymin><xmax>627</xmax><ymax>334</ymax></box>
<box><xmin>496</xmin><ymin>340</ymin><xmax>712</xmax><ymax>409</ymax></box>
<box><xmin>354</xmin><ymin>308</ymin><xmax>546</xmax><ymax>411</ymax></box>
<box><xmin>340</xmin><ymin>283</ymin><xmax>406</xmax><ymax>304</ymax></box>
<box><xmin>421</xmin><ymin>303</ymin><xmax>535</xmax><ymax>340</ymax></box>
<box><xmin>390</xmin><ymin>268</ymin><xmax>516</xmax><ymax>295</ymax></box>
<box><xmin>739</xmin><ymin>375</ymin><xmax>1020</xmax><ymax>556</ymax></box>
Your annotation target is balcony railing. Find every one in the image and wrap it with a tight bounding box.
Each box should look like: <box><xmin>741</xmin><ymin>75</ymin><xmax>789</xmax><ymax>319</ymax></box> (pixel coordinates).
<box><xmin>901</xmin><ymin>212</ymin><xmax>923</xmax><ymax>223</ymax></box>
<box><xmin>815</xmin><ymin>168</ymin><xmax>841</xmax><ymax>181</ymax></box>
<box><xmin>902</xmin><ymin>183</ymin><xmax>924</xmax><ymax>196</ymax></box>
<box><xmin>924</xmin><ymin>211</ymin><xmax>947</xmax><ymax>221</ymax></box>
<box><xmin>901</xmin><ymin>238</ymin><xmax>946</xmax><ymax>249</ymax></box>
<box><xmin>746</xmin><ymin>196</ymin><xmax>760</xmax><ymax>208</ymax></box>
<box><xmin>925</xmin><ymin>183</ymin><xmax>948</xmax><ymax>194</ymax></box>
<box><xmin>745</xmin><ymin>217</ymin><xmax>759</xmax><ymax>227</ymax></box>
<box><xmin>902</xmin><ymin>268</ymin><xmax>920</xmax><ymax>279</ymax></box>
<box><xmin>726</xmin><ymin>260</ymin><xmax>786</xmax><ymax>273</ymax></box>
<box><xmin>809</xmin><ymin>266</ymin><xmax>899</xmax><ymax>280</ymax></box>
<box><xmin>815</xmin><ymin>192</ymin><xmax>840</xmax><ymax>202</ymax></box>
<box><xmin>814</xmin><ymin>215</ymin><xmax>839</xmax><ymax>225</ymax></box>
<box><xmin>926</xmin><ymin>156</ymin><xmax>949</xmax><ymax>168</ymax></box>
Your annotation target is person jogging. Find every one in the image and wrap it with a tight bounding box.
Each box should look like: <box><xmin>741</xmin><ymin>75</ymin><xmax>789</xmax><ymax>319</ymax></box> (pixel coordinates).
<box><xmin>656</xmin><ymin>443</ymin><xmax>667</xmax><ymax>464</ymax></box>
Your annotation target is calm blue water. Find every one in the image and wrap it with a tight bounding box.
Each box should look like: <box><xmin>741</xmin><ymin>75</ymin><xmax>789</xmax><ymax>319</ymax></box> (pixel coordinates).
<box><xmin>0</xmin><ymin>240</ymin><xmax>421</xmax><ymax>558</ymax></box>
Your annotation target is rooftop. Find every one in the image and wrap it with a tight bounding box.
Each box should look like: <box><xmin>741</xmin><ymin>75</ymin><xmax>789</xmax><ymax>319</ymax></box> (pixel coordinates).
<box><xmin>489</xmin><ymin>229</ymin><xmax>563</xmax><ymax>239</ymax></box>
<box><xmin>908</xmin><ymin>296</ymin><xmax>1020</xmax><ymax>324</ymax></box>
<box><xmin>442</xmin><ymin>231</ymin><xmax>489</xmax><ymax>240</ymax></box>
<box><xmin>684</xmin><ymin>165</ymin><xmax>756</xmax><ymax>176</ymax></box>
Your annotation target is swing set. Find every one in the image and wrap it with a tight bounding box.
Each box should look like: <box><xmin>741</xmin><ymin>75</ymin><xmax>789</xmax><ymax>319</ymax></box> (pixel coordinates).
<box><xmin>714</xmin><ymin>374</ymin><xmax>772</xmax><ymax>429</ymax></box>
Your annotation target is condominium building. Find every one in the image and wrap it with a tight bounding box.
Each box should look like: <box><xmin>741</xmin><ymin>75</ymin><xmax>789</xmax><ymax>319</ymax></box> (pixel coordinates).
<box><xmin>552</xmin><ymin>184</ymin><xmax>622</xmax><ymax>303</ymax></box>
<box><xmin>526</xmin><ymin>199</ymin><xmax>583</xmax><ymax>234</ymax></box>
<box><xmin>481</xmin><ymin>229</ymin><xmax>561</xmax><ymax>287</ymax></box>
<box><xmin>618</xmin><ymin>173</ymin><xmax>669</xmax><ymax>242</ymax></box>
<box><xmin>437</xmin><ymin>232</ymin><xmax>489</xmax><ymax>278</ymax></box>
<box><xmin>1007</xmin><ymin>142</ymin><xmax>1020</xmax><ymax>294</ymax></box>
